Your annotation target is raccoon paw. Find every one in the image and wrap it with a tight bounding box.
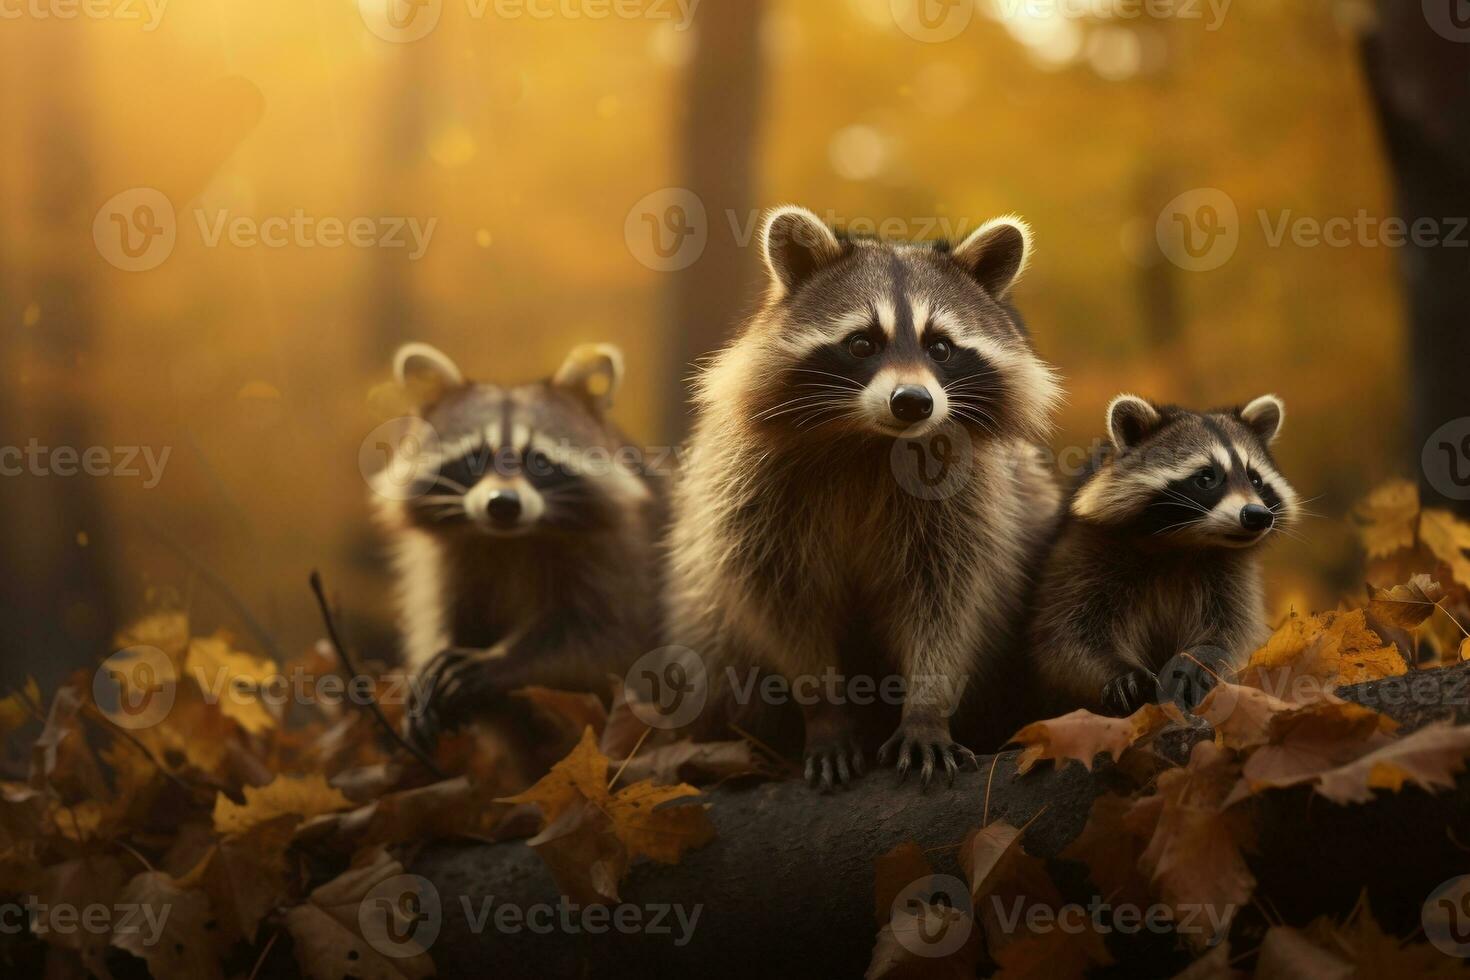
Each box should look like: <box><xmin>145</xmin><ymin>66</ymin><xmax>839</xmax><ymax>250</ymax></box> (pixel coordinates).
<box><xmin>1100</xmin><ymin>668</ymin><xmax>1159</xmax><ymax>717</ymax></box>
<box><xmin>1157</xmin><ymin>645</ymin><xmax>1231</xmax><ymax>712</ymax></box>
<box><xmin>877</xmin><ymin>723</ymin><xmax>977</xmax><ymax>791</ymax></box>
<box><xmin>405</xmin><ymin>647</ymin><xmax>497</xmax><ymax>751</ymax></box>
<box><xmin>803</xmin><ymin>736</ymin><xmax>865</xmax><ymax>793</ymax></box>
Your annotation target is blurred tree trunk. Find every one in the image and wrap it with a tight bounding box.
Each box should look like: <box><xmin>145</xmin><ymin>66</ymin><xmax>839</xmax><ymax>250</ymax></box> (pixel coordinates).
<box><xmin>1</xmin><ymin>27</ymin><xmax>119</xmax><ymax>689</ymax></box>
<box><xmin>1362</xmin><ymin>5</ymin><xmax>1470</xmax><ymax>518</ymax></box>
<box><xmin>364</xmin><ymin>38</ymin><xmax>432</xmax><ymax>361</ymax></box>
<box><xmin>660</xmin><ymin>0</ymin><xmax>766</xmax><ymax>441</ymax></box>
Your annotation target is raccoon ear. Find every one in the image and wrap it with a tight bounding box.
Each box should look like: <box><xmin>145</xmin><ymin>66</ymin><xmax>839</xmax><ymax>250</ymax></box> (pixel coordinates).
<box><xmin>1106</xmin><ymin>394</ymin><xmax>1163</xmax><ymax>451</ymax></box>
<box><xmin>393</xmin><ymin>343</ymin><xmax>463</xmax><ymax>398</ymax></box>
<box><xmin>952</xmin><ymin>216</ymin><xmax>1032</xmax><ymax>300</ymax></box>
<box><xmin>760</xmin><ymin>205</ymin><xmax>843</xmax><ymax>297</ymax></box>
<box><xmin>553</xmin><ymin>343</ymin><xmax>624</xmax><ymax>412</ymax></box>
<box><xmin>1239</xmin><ymin>394</ymin><xmax>1285</xmax><ymax>444</ymax></box>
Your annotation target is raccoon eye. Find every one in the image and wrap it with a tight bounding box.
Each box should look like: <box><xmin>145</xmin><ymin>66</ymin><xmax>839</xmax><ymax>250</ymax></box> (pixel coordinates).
<box><xmin>1248</xmin><ymin>469</ymin><xmax>1264</xmax><ymax>490</ymax></box>
<box><xmin>846</xmin><ymin>333</ymin><xmax>876</xmax><ymax>359</ymax></box>
<box><xmin>1194</xmin><ymin>466</ymin><xmax>1221</xmax><ymax>490</ymax></box>
<box><xmin>526</xmin><ymin>450</ymin><xmax>553</xmax><ymax>476</ymax></box>
<box><xmin>926</xmin><ymin>340</ymin><xmax>952</xmax><ymax>363</ymax></box>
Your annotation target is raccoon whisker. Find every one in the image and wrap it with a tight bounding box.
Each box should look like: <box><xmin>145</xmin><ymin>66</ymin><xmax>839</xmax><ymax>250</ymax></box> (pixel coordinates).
<box><xmin>429</xmin><ymin>476</ymin><xmax>471</xmax><ymax>494</ymax></box>
<box><xmin>756</xmin><ymin>397</ymin><xmax>851</xmax><ymax>423</ymax></box>
<box><xmin>1157</xmin><ymin>489</ymin><xmax>1212</xmax><ymax>515</ymax></box>
<box><xmin>418</xmin><ymin>495</ymin><xmax>467</xmax><ymax>504</ymax></box>
<box><xmin>947</xmin><ymin>407</ymin><xmax>999</xmax><ymax>438</ymax></box>
<box><xmin>1152</xmin><ymin>516</ymin><xmax>1205</xmax><ymax>537</ymax></box>
<box><xmin>785</xmin><ymin>368</ymin><xmax>866</xmax><ymax>389</ymax></box>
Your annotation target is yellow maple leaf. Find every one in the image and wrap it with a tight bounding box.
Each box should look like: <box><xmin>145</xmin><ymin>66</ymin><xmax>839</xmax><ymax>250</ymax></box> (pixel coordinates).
<box><xmin>186</xmin><ymin>635</ymin><xmax>279</xmax><ymax>735</ymax></box>
<box><xmin>1420</xmin><ymin>508</ymin><xmax>1470</xmax><ymax>591</ymax></box>
<box><xmin>114</xmin><ymin>611</ymin><xmax>190</xmax><ymax>663</ymax></box>
<box><xmin>499</xmin><ymin>728</ymin><xmax>714</xmax><ymax>903</ymax></box>
<box><xmin>1366</xmin><ymin>574</ymin><xmax>1446</xmax><ymax>631</ymax></box>
<box><xmin>1352</xmin><ymin>480</ymin><xmax>1419</xmax><ymax>559</ymax></box>
<box><xmin>1011</xmin><ymin>703</ymin><xmax>1181</xmax><ymax>774</ymax></box>
<box><xmin>1239</xmin><ymin>609</ymin><xmax>1406</xmax><ymax>699</ymax></box>
<box><xmin>213</xmin><ymin>774</ymin><xmax>353</xmax><ymax>836</ymax></box>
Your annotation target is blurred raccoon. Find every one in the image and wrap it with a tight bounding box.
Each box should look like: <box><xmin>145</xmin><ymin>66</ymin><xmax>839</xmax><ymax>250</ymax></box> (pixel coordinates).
<box><xmin>1030</xmin><ymin>394</ymin><xmax>1299</xmax><ymax>717</ymax></box>
<box><xmin>370</xmin><ymin>342</ymin><xmax>663</xmax><ymax>760</ymax></box>
<box><xmin>666</xmin><ymin>205</ymin><xmax>1064</xmax><ymax>790</ymax></box>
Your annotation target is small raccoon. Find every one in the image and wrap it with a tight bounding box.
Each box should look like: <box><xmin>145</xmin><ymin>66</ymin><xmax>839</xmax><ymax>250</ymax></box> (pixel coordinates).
<box><xmin>1030</xmin><ymin>394</ymin><xmax>1299</xmax><ymax>717</ymax></box>
<box><xmin>666</xmin><ymin>206</ymin><xmax>1064</xmax><ymax>790</ymax></box>
<box><xmin>371</xmin><ymin>342</ymin><xmax>663</xmax><ymax>753</ymax></box>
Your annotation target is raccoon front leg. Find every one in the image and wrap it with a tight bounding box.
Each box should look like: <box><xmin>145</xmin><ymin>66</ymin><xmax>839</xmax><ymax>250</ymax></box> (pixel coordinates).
<box><xmin>876</xmin><ymin>621</ymin><xmax>980</xmax><ymax>789</ymax></box>
<box><xmin>802</xmin><ymin>699</ymin><xmax>864</xmax><ymax>792</ymax></box>
<box><xmin>407</xmin><ymin>612</ymin><xmax>628</xmax><ymax>749</ymax></box>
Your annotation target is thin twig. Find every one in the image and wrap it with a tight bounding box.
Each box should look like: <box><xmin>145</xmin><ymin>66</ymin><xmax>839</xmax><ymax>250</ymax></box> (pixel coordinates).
<box><xmin>982</xmin><ymin>753</ymin><xmax>1001</xmax><ymax>826</ymax></box>
<box><xmin>608</xmin><ymin>725</ymin><xmax>653</xmax><ymax>792</ymax></box>
<box><xmin>247</xmin><ymin>930</ymin><xmax>281</xmax><ymax>980</ymax></box>
<box><xmin>309</xmin><ymin>571</ymin><xmax>446</xmax><ymax>779</ymax></box>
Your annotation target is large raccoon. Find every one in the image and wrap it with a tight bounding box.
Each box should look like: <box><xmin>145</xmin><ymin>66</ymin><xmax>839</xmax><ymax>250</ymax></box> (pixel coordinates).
<box><xmin>666</xmin><ymin>206</ymin><xmax>1063</xmax><ymax>790</ymax></box>
<box><xmin>370</xmin><ymin>342</ymin><xmax>663</xmax><ymax>753</ymax></box>
<box><xmin>1030</xmin><ymin>394</ymin><xmax>1299</xmax><ymax>717</ymax></box>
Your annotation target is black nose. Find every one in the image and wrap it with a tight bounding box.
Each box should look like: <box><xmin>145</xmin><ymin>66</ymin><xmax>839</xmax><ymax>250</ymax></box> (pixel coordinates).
<box><xmin>1239</xmin><ymin>504</ymin><xmax>1273</xmax><ymax>532</ymax></box>
<box><xmin>486</xmin><ymin>490</ymin><xmax>522</xmax><ymax>526</ymax></box>
<box><xmin>889</xmin><ymin>385</ymin><xmax>934</xmax><ymax>424</ymax></box>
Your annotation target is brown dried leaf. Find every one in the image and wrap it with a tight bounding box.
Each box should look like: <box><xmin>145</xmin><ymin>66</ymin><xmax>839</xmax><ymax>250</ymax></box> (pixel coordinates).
<box><xmin>1367</xmin><ymin>574</ymin><xmax>1446</xmax><ymax>631</ymax></box>
<box><xmin>110</xmin><ymin>872</ymin><xmax>221</xmax><ymax>980</ymax></box>
<box><xmin>1012</xmin><ymin>703</ymin><xmax>1180</xmax><ymax>775</ymax></box>
<box><xmin>513</xmin><ymin>685</ymin><xmax>607</xmax><ymax>741</ymax></box>
<box><xmin>212</xmin><ymin>774</ymin><xmax>353</xmax><ymax>836</ymax></box>
<box><xmin>1421</xmin><ymin>508</ymin><xmax>1470</xmax><ymax>590</ymax></box>
<box><xmin>1224</xmin><ymin>700</ymin><xmax>1396</xmax><ymax>805</ymax></box>
<box><xmin>1314</xmin><ymin>722</ymin><xmax>1470</xmax><ymax>804</ymax></box>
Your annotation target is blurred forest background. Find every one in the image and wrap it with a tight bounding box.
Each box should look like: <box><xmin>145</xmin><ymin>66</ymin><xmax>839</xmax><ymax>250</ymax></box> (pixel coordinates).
<box><xmin>0</xmin><ymin>0</ymin><xmax>1456</xmax><ymax>691</ymax></box>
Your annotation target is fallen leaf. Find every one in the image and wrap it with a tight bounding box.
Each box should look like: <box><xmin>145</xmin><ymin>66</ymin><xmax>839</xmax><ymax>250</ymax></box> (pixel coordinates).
<box><xmin>284</xmin><ymin>846</ymin><xmax>435</xmax><ymax>980</ymax></box>
<box><xmin>1367</xmin><ymin>574</ymin><xmax>1446</xmax><ymax>631</ymax></box>
<box><xmin>1421</xmin><ymin>508</ymin><xmax>1470</xmax><ymax>590</ymax></box>
<box><xmin>1238</xmin><ymin>610</ymin><xmax>1406</xmax><ymax>700</ymax></box>
<box><xmin>178</xmin><ymin>814</ymin><xmax>295</xmax><ymax>946</ymax></box>
<box><xmin>1059</xmin><ymin>795</ymin><xmax>1150</xmax><ymax>907</ymax></box>
<box><xmin>498</xmin><ymin>728</ymin><xmax>714</xmax><ymax>903</ymax></box>
<box><xmin>867</xmin><ymin>903</ymin><xmax>983</xmax><ymax>979</ymax></box>
<box><xmin>610</xmin><ymin>739</ymin><xmax>758</xmax><ymax>786</ymax></box>
<box><xmin>212</xmin><ymin>774</ymin><xmax>353</xmax><ymax>835</ymax></box>
<box><xmin>0</xmin><ymin>677</ymin><xmax>41</xmax><ymax>738</ymax></box>
<box><xmin>1224</xmin><ymin>700</ymin><xmax>1396</xmax><ymax>805</ymax></box>
<box><xmin>513</xmin><ymin>686</ymin><xmax>607</xmax><ymax>740</ymax></box>
<box><xmin>873</xmin><ymin>842</ymin><xmax>932</xmax><ymax>925</ymax></box>
<box><xmin>1352</xmin><ymin>480</ymin><xmax>1418</xmax><ymax>559</ymax></box>
<box><xmin>1127</xmin><ymin>742</ymin><xmax>1252</xmax><ymax>947</ymax></box>
<box><xmin>1255</xmin><ymin>926</ymin><xmax>1352</xmax><ymax>980</ymax></box>
<box><xmin>1195</xmin><ymin>683</ymin><xmax>1296</xmax><ymax>750</ymax></box>
<box><xmin>110</xmin><ymin>871</ymin><xmax>222</xmax><ymax>980</ymax></box>
<box><xmin>114</xmin><ymin>610</ymin><xmax>191</xmax><ymax>663</ymax></box>
<box><xmin>32</xmin><ymin>856</ymin><xmax>126</xmax><ymax>970</ymax></box>
<box><xmin>1012</xmin><ymin>703</ymin><xmax>1180</xmax><ymax>775</ymax></box>
<box><xmin>1314</xmin><ymin>722</ymin><xmax>1470</xmax><ymax>804</ymax></box>
<box><xmin>186</xmin><ymin>635</ymin><xmax>279</xmax><ymax>735</ymax></box>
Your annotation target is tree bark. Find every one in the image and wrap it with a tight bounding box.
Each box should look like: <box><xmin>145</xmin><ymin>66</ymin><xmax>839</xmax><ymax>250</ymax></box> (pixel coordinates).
<box><xmin>659</xmin><ymin>0</ymin><xmax>766</xmax><ymax>443</ymax></box>
<box><xmin>414</xmin><ymin>662</ymin><xmax>1470</xmax><ymax>978</ymax></box>
<box><xmin>1361</xmin><ymin>5</ymin><xmax>1470</xmax><ymax>517</ymax></box>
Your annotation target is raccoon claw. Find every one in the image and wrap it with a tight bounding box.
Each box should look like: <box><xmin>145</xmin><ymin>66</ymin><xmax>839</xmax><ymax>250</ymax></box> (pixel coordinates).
<box><xmin>803</xmin><ymin>738</ymin><xmax>865</xmax><ymax>793</ymax></box>
<box><xmin>405</xmin><ymin>646</ymin><xmax>502</xmax><ymax>752</ymax></box>
<box><xmin>1158</xmin><ymin>646</ymin><xmax>1232</xmax><ymax>712</ymax></box>
<box><xmin>878</xmin><ymin>726</ymin><xmax>974</xmax><ymax>791</ymax></box>
<box><xmin>1101</xmin><ymin>668</ymin><xmax>1159</xmax><ymax>717</ymax></box>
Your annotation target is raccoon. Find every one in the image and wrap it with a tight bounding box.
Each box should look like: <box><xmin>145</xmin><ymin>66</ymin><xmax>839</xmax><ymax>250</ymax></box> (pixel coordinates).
<box><xmin>666</xmin><ymin>206</ymin><xmax>1064</xmax><ymax>790</ymax></box>
<box><xmin>1030</xmin><ymin>394</ymin><xmax>1299</xmax><ymax>717</ymax></box>
<box><xmin>370</xmin><ymin>342</ymin><xmax>663</xmax><ymax>752</ymax></box>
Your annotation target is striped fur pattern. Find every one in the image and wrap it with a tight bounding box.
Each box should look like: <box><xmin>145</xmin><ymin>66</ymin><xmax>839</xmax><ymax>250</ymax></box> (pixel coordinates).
<box><xmin>666</xmin><ymin>206</ymin><xmax>1063</xmax><ymax>790</ymax></box>
<box><xmin>372</xmin><ymin>343</ymin><xmax>662</xmax><ymax>750</ymax></box>
<box><xmin>1031</xmin><ymin>394</ymin><xmax>1299</xmax><ymax>715</ymax></box>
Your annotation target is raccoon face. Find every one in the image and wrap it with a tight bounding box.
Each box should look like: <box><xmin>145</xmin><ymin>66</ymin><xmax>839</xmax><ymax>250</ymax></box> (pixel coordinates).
<box><xmin>382</xmin><ymin>342</ymin><xmax>648</xmax><ymax>538</ymax></box>
<box><xmin>1072</xmin><ymin>394</ymin><xmax>1299</xmax><ymax>550</ymax></box>
<box><xmin>735</xmin><ymin>206</ymin><xmax>1061</xmax><ymax>443</ymax></box>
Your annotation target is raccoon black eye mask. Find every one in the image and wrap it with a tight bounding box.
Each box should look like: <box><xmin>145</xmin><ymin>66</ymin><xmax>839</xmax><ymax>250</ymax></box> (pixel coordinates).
<box><xmin>1030</xmin><ymin>393</ymin><xmax>1299</xmax><ymax>718</ymax></box>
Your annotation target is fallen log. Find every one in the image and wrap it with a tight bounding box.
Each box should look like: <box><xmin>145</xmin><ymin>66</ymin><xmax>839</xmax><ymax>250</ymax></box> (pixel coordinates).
<box><xmin>412</xmin><ymin>662</ymin><xmax>1470</xmax><ymax>978</ymax></box>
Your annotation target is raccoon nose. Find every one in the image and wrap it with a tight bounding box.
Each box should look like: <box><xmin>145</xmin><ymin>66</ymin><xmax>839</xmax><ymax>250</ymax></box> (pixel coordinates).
<box><xmin>889</xmin><ymin>385</ymin><xmax>934</xmax><ymax>424</ymax></box>
<box><xmin>1239</xmin><ymin>504</ymin><xmax>1273</xmax><ymax>532</ymax></box>
<box><xmin>486</xmin><ymin>490</ymin><xmax>522</xmax><ymax>526</ymax></box>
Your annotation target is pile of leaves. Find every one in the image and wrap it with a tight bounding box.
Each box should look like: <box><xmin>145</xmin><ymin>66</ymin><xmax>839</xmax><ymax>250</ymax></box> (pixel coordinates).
<box><xmin>0</xmin><ymin>591</ymin><xmax>766</xmax><ymax>978</ymax></box>
<box><xmin>2</xmin><ymin>479</ymin><xmax>1469</xmax><ymax>978</ymax></box>
<box><xmin>864</xmin><ymin>480</ymin><xmax>1470</xmax><ymax>978</ymax></box>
